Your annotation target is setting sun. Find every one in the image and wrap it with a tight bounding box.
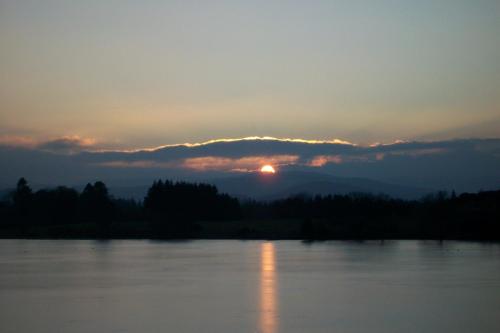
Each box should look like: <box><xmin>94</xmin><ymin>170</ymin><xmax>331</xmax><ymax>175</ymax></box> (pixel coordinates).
<box><xmin>260</xmin><ymin>165</ymin><xmax>276</xmax><ymax>174</ymax></box>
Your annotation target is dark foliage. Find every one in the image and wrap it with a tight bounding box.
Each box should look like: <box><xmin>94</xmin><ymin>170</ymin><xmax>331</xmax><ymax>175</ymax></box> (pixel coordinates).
<box><xmin>32</xmin><ymin>186</ymin><xmax>79</xmax><ymax>226</ymax></box>
<box><xmin>143</xmin><ymin>180</ymin><xmax>240</xmax><ymax>238</ymax></box>
<box><xmin>0</xmin><ymin>178</ymin><xmax>499</xmax><ymax>240</ymax></box>
<box><xmin>79</xmin><ymin>181</ymin><xmax>115</xmax><ymax>227</ymax></box>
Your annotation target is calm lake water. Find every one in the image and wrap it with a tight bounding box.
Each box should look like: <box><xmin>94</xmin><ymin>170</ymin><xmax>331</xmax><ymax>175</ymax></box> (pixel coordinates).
<box><xmin>1</xmin><ymin>240</ymin><xmax>499</xmax><ymax>333</ymax></box>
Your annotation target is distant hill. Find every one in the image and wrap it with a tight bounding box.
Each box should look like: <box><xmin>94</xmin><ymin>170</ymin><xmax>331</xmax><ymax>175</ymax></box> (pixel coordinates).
<box><xmin>208</xmin><ymin>171</ymin><xmax>430</xmax><ymax>200</ymax></box>
<box><xmin>88</xmin><ymin>171</ymin><xmax>430</xmax><ymax>201</ymax></box>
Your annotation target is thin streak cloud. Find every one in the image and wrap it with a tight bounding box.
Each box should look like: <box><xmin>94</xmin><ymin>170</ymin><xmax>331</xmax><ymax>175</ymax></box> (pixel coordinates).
<box><xmin>181</xmin><ymin>155</ymin><xmax>300</xmax><ymax>172</ymax></box>
<box><xmin>135</xmin><ymin>137</ymin><xmax>355</xmax><ymax>153</ymax></box>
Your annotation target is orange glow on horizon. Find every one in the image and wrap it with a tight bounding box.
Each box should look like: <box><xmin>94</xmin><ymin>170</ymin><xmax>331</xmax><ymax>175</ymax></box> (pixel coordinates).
<box><xmin>182</xmin><ymin>155</ymin><xmax>296</xmax><ymax>172</ymax></box>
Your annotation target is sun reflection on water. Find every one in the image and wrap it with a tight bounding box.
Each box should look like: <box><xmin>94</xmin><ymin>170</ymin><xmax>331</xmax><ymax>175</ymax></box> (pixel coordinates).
<box><xmin>260</xmin><ymin>242</ymin><xmax>278</xmax><ymax>333</ymax></box>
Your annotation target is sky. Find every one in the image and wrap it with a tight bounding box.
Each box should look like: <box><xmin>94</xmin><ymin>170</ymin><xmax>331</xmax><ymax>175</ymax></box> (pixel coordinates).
<box><xmin>1</xmin><ymin>0</ymin><xmax>499</xmax><ymax>150</ymax></box>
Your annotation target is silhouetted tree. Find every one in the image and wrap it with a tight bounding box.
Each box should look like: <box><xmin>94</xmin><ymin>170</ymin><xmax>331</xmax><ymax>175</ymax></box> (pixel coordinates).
<box><xmin>1</xmin><ymin>177</ymin><xmax>499</xmax><ymax>240</ymax></box>
<box><xmin>143</xmin><ymin>179</ymin><xmax>240</xmax><ymax>238</ymax></box>
<box><xmin>33</xmin><ymin>186</ymin><xmax>79</xmax><ymax>225</ymax></box>
<box><xmin>79</xmin><ymin>181</ymin><xmax>115</xmax><ymax>233</ymax></box>
<box><xmin>12</xmin><ymin>178</ymin><xmax>33</xmax><ymax>227</ymax></box>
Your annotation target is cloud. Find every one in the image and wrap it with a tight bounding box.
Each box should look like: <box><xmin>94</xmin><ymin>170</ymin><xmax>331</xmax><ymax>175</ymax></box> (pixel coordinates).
<box><xmin>131</xmin><ymin>136</ymin><xmax>355</xmax><ymax>152</ymax></box>
<box><xmin>0</xmin><ymin>135</ymin><xmax>38</xmax><ymax>148</ymax></box>
<box><xmin>96</xmin><ymin>160</ymin><xmax>175</xmax><ymax>168</ymax></box>
<box><xmin>0</xmin><ymin>137</ymin><xmax>498</xmax><ymax>193</ymax></box>
<box><xmin>306</xmin><ymin>148</ymin><xmax>448</xmax><ymax>167</ymax></box>
<box><xmin>89</xmin><ymin>138</ymin><xmax>460</xmax><ymax>172</ymax></box>
<box><xmin>37</xmin><ymin>136</ymin><xmax>97</xmax><ymax>154</ymax></box>
<box><xmin>97</xmin><ymin>155</ymin><xmax>300</xmax><ymax>172</ymax></box>
<box><xmin>307</xmin><ymin>155</ymin><xmax>343</xmax><ymax>167</ymax></box>
<box><xmin>181</xmin><ymin>155</ymin><xmax>300</xmax><ymax>172</ymax></box>
<box><xmin>368</xmin><ymin>147</ymin><xmax>448</xmax><ymax>162</ymax></box>
<box><xmin>0</xmin><ymin>135</ymin><xmax>98</xmax><ymax>154</ymax></box>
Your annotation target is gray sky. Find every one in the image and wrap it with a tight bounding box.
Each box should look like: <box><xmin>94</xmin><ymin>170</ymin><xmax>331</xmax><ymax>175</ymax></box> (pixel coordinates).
<box><xmin>1</xmin><ymin>0</ymin><xmax>499</xmax><ymax>149</ymax></box>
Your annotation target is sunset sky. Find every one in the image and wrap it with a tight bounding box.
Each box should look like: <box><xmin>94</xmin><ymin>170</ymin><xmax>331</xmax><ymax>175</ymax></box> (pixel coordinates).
<box><xmin>1</xmin><ymin>0</ymin><xmax>499</xmax><ymax>150</ymax></box>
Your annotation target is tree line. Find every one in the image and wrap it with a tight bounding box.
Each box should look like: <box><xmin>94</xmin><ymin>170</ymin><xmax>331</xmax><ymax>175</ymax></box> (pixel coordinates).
<box><xmin>0</xmin><ymin>178</ymin><xmax>499</xmax><ymax>240</ymax></box>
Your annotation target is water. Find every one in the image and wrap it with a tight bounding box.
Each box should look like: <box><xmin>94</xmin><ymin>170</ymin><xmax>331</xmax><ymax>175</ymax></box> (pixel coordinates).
<box><xmin>1</xmin><ymin>240</ymin><xmax>499</xmax><ymax>333</ymax></box>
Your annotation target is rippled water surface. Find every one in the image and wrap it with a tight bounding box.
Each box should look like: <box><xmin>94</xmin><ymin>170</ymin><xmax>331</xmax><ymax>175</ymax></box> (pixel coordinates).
<box><xmin>1</xmin><ymin>240</ymin><xmax>499</xmax><ymax>333</ymax></box>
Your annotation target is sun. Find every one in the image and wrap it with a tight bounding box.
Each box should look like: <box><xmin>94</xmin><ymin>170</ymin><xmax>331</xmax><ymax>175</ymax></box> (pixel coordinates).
<box><xmin>260</xmin><ymin>165</ymin><xmax>276</xmax><ymax>174</ymax></box>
